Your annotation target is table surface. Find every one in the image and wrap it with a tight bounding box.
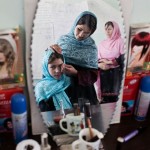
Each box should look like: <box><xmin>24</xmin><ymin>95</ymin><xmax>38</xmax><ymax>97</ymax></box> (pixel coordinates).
<box><xmin>103</xmin><ymin>108</ymin><xmax>150</xmax><ymax>150</ymax></box>
<box><xmin>1</xmin><ymin>107</ymin><xmax>150</xmax><ymax>150</ymax></box>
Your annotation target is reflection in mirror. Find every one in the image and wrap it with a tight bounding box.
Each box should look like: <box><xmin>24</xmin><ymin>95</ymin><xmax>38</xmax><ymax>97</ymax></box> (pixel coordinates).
<box><xmin>95</xmin><ymin>21</ymin><xmax>125</xmax><ymax>104</ymax></box>
<box><xmin>34</xmin><ymin>48</ymin><xmax>72</xmax><ymax>111</ymax></box>
<box><xmin>31</xmin><ymin>0</ymin><xmax>125</xmax><ymax>135</ymax></box>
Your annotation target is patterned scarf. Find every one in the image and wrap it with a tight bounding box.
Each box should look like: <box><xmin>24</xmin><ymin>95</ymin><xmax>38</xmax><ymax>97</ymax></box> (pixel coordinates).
<box><xmin>57</xmin><ymin>11</ymin><xmax>98</xmax><ymax>69</ymax></box>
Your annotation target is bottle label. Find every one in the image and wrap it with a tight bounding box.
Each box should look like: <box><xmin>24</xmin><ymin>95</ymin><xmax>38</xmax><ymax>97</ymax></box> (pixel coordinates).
<box><xmin>12</xmin><ymin>111</ymin><xmax>28</xmax><ymax>143</ymax></box>
<box><xmin>135</xmin><ymin>91</ymin><xmax>150</xmax><ymax>120</ymax></box>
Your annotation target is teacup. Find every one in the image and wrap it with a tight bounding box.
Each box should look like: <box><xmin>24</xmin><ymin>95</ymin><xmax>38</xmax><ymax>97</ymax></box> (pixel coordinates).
<box><xmin>72</xmin><ymin>128</ymin><xmax>104</xmax><ymax>150</ymax></box>
<box><xmin>59</xmin><ymin>113</ymin><xmax>85</xmax><ymax>136</ymax></box>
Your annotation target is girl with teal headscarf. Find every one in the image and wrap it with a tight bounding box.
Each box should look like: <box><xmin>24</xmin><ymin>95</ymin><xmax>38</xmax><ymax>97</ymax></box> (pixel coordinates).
<box><xmin>56</xmin><ymin>11</ymin><xmax>99</xmax><ymax>105</ymax></box>
<box><xmin>34</xmin><ymin>48</ymin><xmax>72</xmax><ymax>111</ymax></box>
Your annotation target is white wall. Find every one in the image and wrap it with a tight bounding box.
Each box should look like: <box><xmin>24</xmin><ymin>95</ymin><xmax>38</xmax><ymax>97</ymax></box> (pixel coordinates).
<box><xmin>0</xmin><ymin>0</ymin><xmax>24</xmax><ymax>29</ymax></box>
<box><xmin>131</xmin><ymin>0</ymin><xmax>150</xmax><ymax>24</ymax></box>
<box><xmin>0</xmin><ymin>0</ymin><xmax>150</xmax><ymax>50</ymax></box>
<box><xmin>0</xmin><ymin>0</ymin><xmax>25</xmax><ymax>51</ymax></box>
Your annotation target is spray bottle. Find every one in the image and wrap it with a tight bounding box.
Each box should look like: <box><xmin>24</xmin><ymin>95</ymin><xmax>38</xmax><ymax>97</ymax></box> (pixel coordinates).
<box><xmin>134</xmin><ymin>76</ymin><xmax>150</xmax><ymax>121</ymax></box>
<box><xmin>11</xmin><ymin>93</ymin><xmax>28</xmax><ymax>144</ymax></box>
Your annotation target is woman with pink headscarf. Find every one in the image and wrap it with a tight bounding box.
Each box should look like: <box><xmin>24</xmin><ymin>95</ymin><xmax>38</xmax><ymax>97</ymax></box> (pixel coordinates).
<box><xmin>95</xmin><ymin>21</ymin><xmax>125</xmax><ymax>103</ymax></box>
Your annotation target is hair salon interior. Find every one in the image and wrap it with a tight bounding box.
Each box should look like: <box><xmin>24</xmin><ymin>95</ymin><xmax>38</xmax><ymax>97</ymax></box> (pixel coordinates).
<box><xmin>0</xmin><ymin>0</ymin><xmax>150</xmax><ymax>150</ymax></box>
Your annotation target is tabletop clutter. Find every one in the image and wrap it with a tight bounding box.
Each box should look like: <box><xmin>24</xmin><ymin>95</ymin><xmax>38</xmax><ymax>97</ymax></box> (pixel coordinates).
<box><xmin>14</xmin><ymin>102</ymin><xmax>104</xmax><ymax>150</ymax></box>
<box><xmin>55</xmin><ymin>102</ymin><xmax>104</xmax><ymax>150</ymax></box>
<box><xmin>121</xmin><ymin>75</ymin><xmax>150</xmax><ymax>121</ymax></box>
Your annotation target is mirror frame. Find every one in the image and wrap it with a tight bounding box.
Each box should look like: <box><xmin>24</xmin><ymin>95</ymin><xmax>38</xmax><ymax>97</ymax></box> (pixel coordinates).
<box><xmin>25</xmin><ymin>0</ymin><xmax>129</xmax><ymax>135</ymax></box>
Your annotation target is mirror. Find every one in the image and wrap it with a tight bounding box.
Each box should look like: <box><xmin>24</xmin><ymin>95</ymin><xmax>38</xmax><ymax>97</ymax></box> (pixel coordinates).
<box><xmin>30</xmin><ymin>0</ymin><xmax>126</xmax><ymax>135</ymax></box>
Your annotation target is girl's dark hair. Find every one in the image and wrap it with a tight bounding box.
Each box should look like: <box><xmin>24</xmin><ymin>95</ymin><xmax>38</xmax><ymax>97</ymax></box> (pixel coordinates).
<box><xmin>77</xmin><ymin>14</ymin><xmax>97</xmax><ymax>35</ymax></box>
<box><xmin>131</xmin><ymin>31</ymin><xmax>150</xmax><ymax>60</ymax></box>
<box><xmin>48</xmin><ymin>52</ymin><xmax>64</xmax><ymax>64</ymax></box>
<box><xmin>105</xmin><ymin>21</ymin><xmax>114</xmax><ymax>29</ymax></box>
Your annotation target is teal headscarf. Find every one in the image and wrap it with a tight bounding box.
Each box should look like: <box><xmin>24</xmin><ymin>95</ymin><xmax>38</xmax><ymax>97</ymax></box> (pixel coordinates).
<box><xmin>34</xmin><ymin>49</ymin><xmax>72</xmax><ymax>110</ymax></box>
<box><xmin>57</xmin><ymin>11</ymin><xmax>98</xmax><ymax>69</ymax></box>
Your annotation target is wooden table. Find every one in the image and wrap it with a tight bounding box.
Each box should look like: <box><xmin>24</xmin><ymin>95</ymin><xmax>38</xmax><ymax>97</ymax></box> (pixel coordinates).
<box><xmin>103</xmin><ymin>108</ymin><xmax>150</xmax><ymax>150</ymax></box>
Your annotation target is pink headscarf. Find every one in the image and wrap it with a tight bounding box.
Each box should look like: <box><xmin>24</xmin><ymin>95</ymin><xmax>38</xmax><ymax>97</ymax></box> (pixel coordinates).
<box><xmin>95</xmin><ymin>21</ymin><xmax>124</xmax><ymax>102</ymax></box>
<box><xmin>98</xmin><ymin>21</ymin><xmax>124</xmax><ymax>60</ymax></box>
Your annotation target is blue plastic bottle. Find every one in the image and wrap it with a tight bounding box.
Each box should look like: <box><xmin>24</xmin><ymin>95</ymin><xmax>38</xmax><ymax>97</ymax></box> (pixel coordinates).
<box><xmin>134</xmin><ymin>76</ymin><xmax>150</xmax><ymax>121</ymax></box>
<box><xmin>11</xmin><ymin>93</ymin><xmax>28</xmax><ymax>144</ymax></box>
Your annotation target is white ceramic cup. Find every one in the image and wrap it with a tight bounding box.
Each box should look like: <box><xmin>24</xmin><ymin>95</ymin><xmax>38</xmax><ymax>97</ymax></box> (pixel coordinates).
<box><xmin>72</xmin><ymin>128</ymin><xmax>104</xmax><ymax>150</ymax></box>
<box><xmin>59</xmin><ymin>113</ymin><xmax>85</xmax><ymax>136</ymax></box>
<box><xmin>16</xmin><ymin>139</ymin><xmax>41</xmax><ymax>150</ymax></box>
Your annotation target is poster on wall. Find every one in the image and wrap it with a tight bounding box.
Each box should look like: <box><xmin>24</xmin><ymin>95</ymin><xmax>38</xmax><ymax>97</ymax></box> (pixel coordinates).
<box><xmin>127</xmin><ymin>23</ymin><xmax>150</xmax><ymax>74</ymax></box>
<box><xmin>0</xmin><ymin>27</ymin><xmax>25</xmax><ymax>89</ymax></box>
<box><xmin>121</xmin><ymin>23</ymin><xmax>150</xmax><ymax>117</ymax></box>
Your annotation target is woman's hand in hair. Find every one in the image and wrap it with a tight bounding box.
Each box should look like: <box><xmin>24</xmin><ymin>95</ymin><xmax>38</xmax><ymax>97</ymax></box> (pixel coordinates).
<box><xmin>50</xmin><ymin>44</ymin><xmax>62</xmax><ymax>54</ymax></box>
<box><xmin>62</xmin><ymin>64</ymin><xmax>78</xmax><ymax>76</ymax></box>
